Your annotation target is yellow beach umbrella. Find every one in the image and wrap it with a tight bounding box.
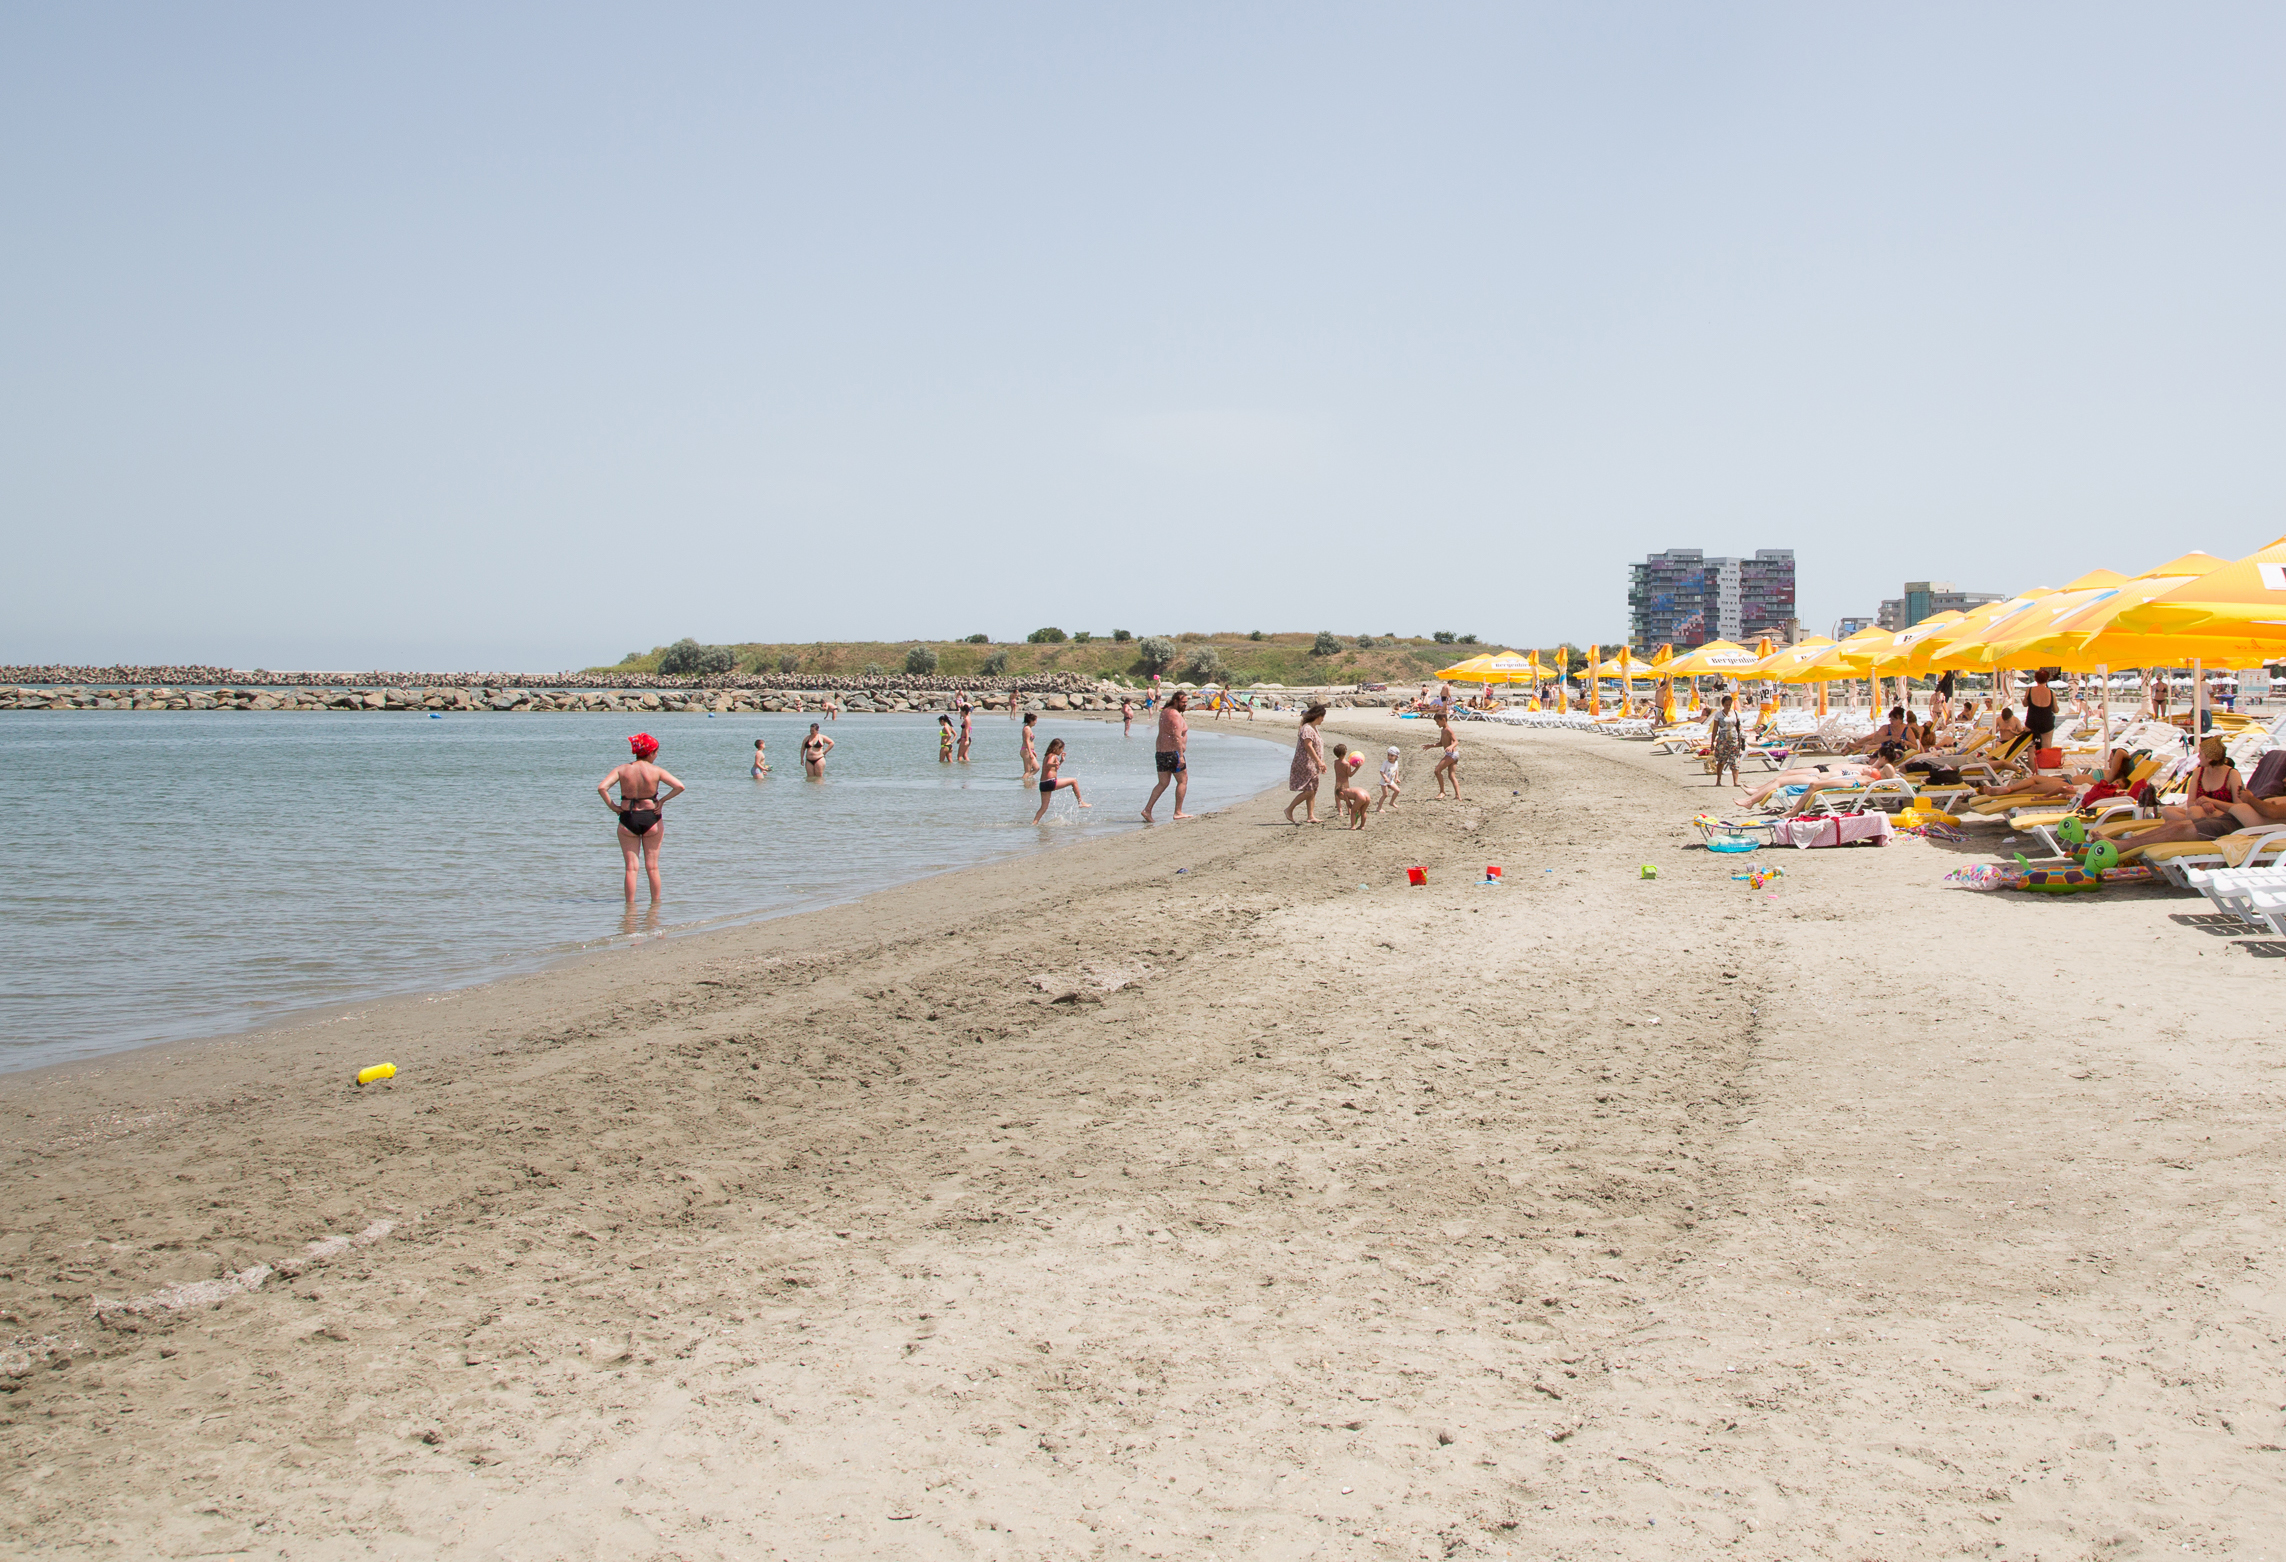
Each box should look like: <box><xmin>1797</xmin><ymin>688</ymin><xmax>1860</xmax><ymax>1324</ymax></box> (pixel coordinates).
<box><xmin>1904</xmin><ymin>590</ymin><xmax>2057</xmax><ymax>673</ymax></box>
<box><xmin>1661</xmin><ymin>640</ymin><xmax>1761</xmax><ymax>677</ymax></box>
<box><xmin>1976</xmin><ymin>553</ymin><xmax>2235</xmax><ymax>671</ymax></box>
<box><xmin>2116</xmin><ymin>535</ymin><xmax>2286</xmax><ymax>644</ymax></box>
<box><xmin>1434</xmin><ymin>654</ymin><xmax>1496</xmax><ymax>683</ymax></box>
<box><xmin>1750</xmin><ymin>634</ymin><xmax>1836</xmax><ymax>678</ymax></box>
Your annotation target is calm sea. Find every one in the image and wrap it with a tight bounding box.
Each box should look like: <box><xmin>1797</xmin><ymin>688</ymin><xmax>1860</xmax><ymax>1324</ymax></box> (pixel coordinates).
<box><xmin>7</xmin><ymin>709</ymin><xmax>1290</xmax><ymax>1071</ymax></box>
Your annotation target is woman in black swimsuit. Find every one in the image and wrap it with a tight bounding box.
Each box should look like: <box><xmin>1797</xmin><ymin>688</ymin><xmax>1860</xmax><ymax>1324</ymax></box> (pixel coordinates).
<box><xmin>800</xmin><ymin>722</ymin><xmax>834</xmax><ymax>778</ymax></box>
<box><xmin>598</xmin><ymin>733</ymin><xmax>685</xmax><ymax>903</ymax></box>
<box><xmin>2024</xmin><ymin>668</ymin><xmax>2059</xmax><ymax>754</ymax></box>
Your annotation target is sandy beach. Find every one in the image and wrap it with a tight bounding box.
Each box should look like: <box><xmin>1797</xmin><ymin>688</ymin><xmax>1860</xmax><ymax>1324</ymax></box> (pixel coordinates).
<box><xmin>4</xmin><ymin>712</ymin><xmax>2281</xmax><ymax>1559</ymax></box>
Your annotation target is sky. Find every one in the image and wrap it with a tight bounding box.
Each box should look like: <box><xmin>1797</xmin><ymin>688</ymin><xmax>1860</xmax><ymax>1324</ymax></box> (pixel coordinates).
<box><xmin>4</xmin><ymin>4</ymin><xmax>2283</xmax><ymax>670</ymax></box>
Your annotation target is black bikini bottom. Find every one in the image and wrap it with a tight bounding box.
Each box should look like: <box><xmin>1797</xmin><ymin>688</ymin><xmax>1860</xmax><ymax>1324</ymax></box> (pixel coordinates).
<box><xmin>619</xmin><ymin>808</ymin><xmax>661</xmax><ymax>835</ymax></box>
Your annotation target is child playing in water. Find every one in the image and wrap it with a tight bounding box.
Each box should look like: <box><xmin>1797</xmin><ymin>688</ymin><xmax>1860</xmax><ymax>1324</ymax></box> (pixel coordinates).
<box><xmin>938</xmin><ymin>713</ymin><xmax>955</xmax><ymax>763</ymax></box>
<box><xmin>1332</xmin><ymin>745</ymin><xmax>1371</xmax><ymax>829</ymax></box>
<box><xmin>751</xmin><ymin>738</ymin><xmax>771</xmax><ymax>778</ymax></box>
<box><xmin>1377</xmin><ymin>745</ymin><xmax>1401</xmax><ymax>811</ymax></box>
<box><xmin>1031</xmin><ymin>737</ymin><xmax>1089</xmax><ymax>821</ymax></box>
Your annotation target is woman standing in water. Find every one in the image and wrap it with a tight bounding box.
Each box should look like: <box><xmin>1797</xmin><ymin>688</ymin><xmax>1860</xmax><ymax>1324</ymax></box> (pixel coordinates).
<box><xmin>598</xmin><ymin>733</ymin><xmax>685</xmax><ymax>902</ymax></box>
<box><xmin>801</xmin><ymin>723</ymin><xmax>834</xmax><ymax>778</ymax></box>
<box><xmin>956</xmin><ymin>694</ymin><xmax>974</xmax><ymax>763</ymax></box>
<box><xmin>1020</xmin><ymin>711</ymin><xmax>1040</xmax><ymax>780</ymax></box>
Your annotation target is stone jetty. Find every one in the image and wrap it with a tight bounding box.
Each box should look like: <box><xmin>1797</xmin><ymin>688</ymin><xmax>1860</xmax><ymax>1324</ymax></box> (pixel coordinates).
<box><xmin>0</xmin><ymin>665</ymin><xmax>1408</xmax><ymax>714</ymax></box>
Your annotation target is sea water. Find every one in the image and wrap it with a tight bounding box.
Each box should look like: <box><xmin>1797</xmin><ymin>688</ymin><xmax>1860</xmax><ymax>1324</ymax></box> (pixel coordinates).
<box><xmin>6</xmin><ymin>709</ymin><xmax>1290</xmax><ymax>1070</ymax></box>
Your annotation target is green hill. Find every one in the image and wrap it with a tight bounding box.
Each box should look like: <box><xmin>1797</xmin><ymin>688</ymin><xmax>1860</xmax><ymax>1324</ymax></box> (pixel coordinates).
<box><xmin>591</xmin><ymin>631</ymin><xmax>1513</xmax><ymax>687</ymax></box>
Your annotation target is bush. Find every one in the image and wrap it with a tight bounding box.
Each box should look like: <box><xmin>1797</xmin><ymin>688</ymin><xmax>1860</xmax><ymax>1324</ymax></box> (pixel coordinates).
<box><xmin>1184</xmin><ymin>647</ymin><xmax>1225</xmax><ymax>683</ymax></box>
<box><xmin>1137</xmin><ymin>635</ymin><xmax>1176</xmax><ymax>673</ymax></box>
<box><xmin>905</xmin><ymin>645</ymin><xmax>939</xmax><ymax>675</ymax></box>
<box><xmin>863</xmin><ymin>663</ymin><xmax>883</xmax><ymax>677</ymax></box>
<box><xmin>658</xmin><ymin>638</ymin><xmax>735</xmax><ymax>677</ymax></box>
<box><xmin>1457</xmin><ymin>633</ymin><xmax>1479</xmax><ymax>645</ymax></box>
<box><xmin>778</xmin><ymin>653</ymin><xmax>800</xmax><ymax>673</ymax></box>
<box><xmin>979</xmin><ymin>649</ymin><xmax>1009</xmax><ymax>676</ymax></box>
<box><xmin>1073</xmin><ymin>631</ymin><xmax>1092</xmax><ymax>643</ymax></box>
<box><xmin>1310</xmin><ymin>630</ymin><xmax>1342</xmax><ymax>657</ymax></box>
<box><xmin>1432</xmin><ymin>630</ymin><xmax>1456</xmax><ymax>645</ymax></box>
<box><xmin>1249</xmin><ymin>630</ymin><xmax>1265</xmax><ymax>641</ymax></box>
<box><xmin>1026</xmin><ymin>627</ymin><xmax>1067</xmax><ymax>644</ymax></box>
<box><xmin>965</xmin><ymin>633</ymin><xmax>990</xmax><ymax>644</ymax></box>
<box><xmin>1112</xmin><ymin>629</ymin><xmax>1133</xmax><ymax>642</ymax></box>
<box><xmin>1356</xmin><ymin>634</ymin><xmax>1375</xmax><ymax>649</ymax></box>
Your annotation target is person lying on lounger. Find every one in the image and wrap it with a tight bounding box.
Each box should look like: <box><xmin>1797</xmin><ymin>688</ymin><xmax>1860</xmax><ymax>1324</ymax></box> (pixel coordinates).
<box><xmin>1738</xmin><ymin>759</ymin><xmax>1895</xmax><ymax>810</ymax></box>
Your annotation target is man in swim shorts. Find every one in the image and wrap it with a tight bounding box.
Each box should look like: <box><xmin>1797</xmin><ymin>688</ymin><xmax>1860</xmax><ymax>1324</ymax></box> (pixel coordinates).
<box><xmin>1142</xmin><ymin>691</ymin><xmax>1190</xmax><ymax>822</ymax></box>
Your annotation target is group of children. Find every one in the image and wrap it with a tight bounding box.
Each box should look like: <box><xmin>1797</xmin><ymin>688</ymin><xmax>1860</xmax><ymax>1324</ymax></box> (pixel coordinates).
<box><xmin>1319</xmin><ymin>741</ymin><xmax>1404</xmax><ymax>829</ymax></box>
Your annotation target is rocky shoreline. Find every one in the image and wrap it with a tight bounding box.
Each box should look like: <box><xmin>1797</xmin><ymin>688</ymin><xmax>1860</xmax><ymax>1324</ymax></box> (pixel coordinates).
<box><xmin>3</xmin><ymin>682</ymin><xmax>1400</xmax><ymax>714</ymax></box>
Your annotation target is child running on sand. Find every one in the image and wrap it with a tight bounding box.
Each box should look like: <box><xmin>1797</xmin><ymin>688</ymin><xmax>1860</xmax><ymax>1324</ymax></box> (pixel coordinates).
<box><xmin>938</xmin><ymin>714</ymin><xmax>955</xmax><ymax>763</ymax></box>
<box><xmin>1332</xmin><ymin>746</ymin><xmax>1371</xmax><ymax>828</ymax></box>
<box><xmin>1031</xmin><ymin>738</ymin><xmax>1088</xmax><ymax>821</ymax></box>
<box><xmin>1424</xmin><ymin>710</ymin><xmax>1461</xmax><ymax>799</ymax></box>
<box><xmin>1377</xmin><ymin>745</ymin><xmax>1401</xmax><ymax>810</ymax></box>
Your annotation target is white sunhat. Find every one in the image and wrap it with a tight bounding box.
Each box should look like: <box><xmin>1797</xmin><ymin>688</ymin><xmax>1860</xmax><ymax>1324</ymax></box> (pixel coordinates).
<box><xmin>1387</xmin><ymin>745</ymin><xmax>1401</xmax><ymax>756</ymax></box>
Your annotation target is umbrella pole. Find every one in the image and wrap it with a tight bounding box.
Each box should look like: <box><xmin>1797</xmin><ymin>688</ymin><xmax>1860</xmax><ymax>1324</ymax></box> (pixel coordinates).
<box><xmin>2193</xmin><ymin>657</ymin><xmax>2206</xmax><ymax>741</ymax></box>
<box><xmin>2098</xmin><ymin>664</ymin><xmax>2110</xmax><ymax>758</ymax></box>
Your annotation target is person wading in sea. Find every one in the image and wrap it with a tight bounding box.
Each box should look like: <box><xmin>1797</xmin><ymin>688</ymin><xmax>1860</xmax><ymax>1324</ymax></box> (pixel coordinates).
<box><xmin>956</xmin><ymin>694</ymin><xmax>974</xmax><ymax>764</ymax></box>
<box><xmin>801</xmin><ymin>723</ymin><xmax>834</xmax><ymax>778</ymax></box>
<box><xmin>1142</xmin><ymin>691</ymin><xmax>1191</xmax><ymax>821</ymax></box>
<box><xmin>598</xmin><ymin>733</ymin><xmax>685</xmax><ymax>903</ymax></box>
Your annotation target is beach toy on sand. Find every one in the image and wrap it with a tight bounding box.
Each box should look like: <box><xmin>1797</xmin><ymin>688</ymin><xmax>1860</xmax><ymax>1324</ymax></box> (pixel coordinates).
<box><xmin>1639</xmin><ymin>864</ymin><xmax>1659</xmax><ymax>879</ymax></box>
<box><xmin>355</xmin><ymin>1062</ymin><xmax>397</xmax><ymax>1086</ymax></box>
<box><xmin>1485</xmin><ymin>865</ymin><xmax>1502</xmax><ymax>879</ymax></box>
<box><xmin>1406</xmin><ymin>867</ymin><xmax>1428</xmax><ymax>886</ymax></box>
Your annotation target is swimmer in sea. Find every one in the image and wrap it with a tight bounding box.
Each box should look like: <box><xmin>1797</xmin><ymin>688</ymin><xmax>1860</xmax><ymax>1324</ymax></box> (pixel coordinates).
<box><xmin>598</xmin><ymin>732</ymin><xmax>685</xmax><ymax>902</ymax></box>
<box><xmin>801</xmin><ymin>722</ymin><xmax>834</xmax><ymax>778</ymax></box>
<box><xmin>957</xmin><ymin>694</ymin><xmax>973</xmax><ymax>763</ymax></box>
<box><xmin>938</xmin><ymin>714</ymin><xmax>955</xmax><ymax>763</ymax></box>
<box><xmin>1020</xmin><ymin>711</ymin><xmax>1039</xmax><ymax>780</ymax></box>
<box><xmin>1031</xmin><ymin>737</ymin><xmax>1089</xmax><ymax>822</ymax></box>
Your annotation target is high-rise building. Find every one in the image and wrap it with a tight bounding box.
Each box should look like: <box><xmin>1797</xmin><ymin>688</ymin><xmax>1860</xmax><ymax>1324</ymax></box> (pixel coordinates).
<box><xmin>1876</xmin><ymin>581</ymin><xmax>2004</xmax><ymax>631</ymax></box>
<box><xmin>1628</xmin><ymin>548</ymin><xmax>1796</xmax><ymax>650</ymax></box>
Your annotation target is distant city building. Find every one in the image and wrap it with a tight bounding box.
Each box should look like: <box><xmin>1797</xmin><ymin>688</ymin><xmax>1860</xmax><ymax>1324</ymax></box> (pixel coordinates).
<box><xmin>1834</xmin><ymin>615</ymin><xmax>1875</xmax><ymax>638</ymax></box>
<box><xmin>1627</xmin><ymin>548</ymin><xmax>1796</xmax><ymax>651</ymax></box>
<box><xmin>1876</xmin><ymin>581</ymin><xmax>2004</xmax><ymax>632</ymax></box>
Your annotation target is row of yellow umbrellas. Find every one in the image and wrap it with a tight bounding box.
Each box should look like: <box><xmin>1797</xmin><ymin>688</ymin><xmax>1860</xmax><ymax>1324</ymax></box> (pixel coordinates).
<box><xmin>1427</xmin><ymin>532</ymin><xmax>2286</xmax><ymax>721</ymax></box>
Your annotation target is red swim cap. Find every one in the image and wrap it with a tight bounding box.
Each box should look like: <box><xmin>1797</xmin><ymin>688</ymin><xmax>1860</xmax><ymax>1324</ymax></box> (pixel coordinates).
<box><xmin>629</xmin><ymin>733</ymin><xmax>659</xmax><ymax>758</ymax></box>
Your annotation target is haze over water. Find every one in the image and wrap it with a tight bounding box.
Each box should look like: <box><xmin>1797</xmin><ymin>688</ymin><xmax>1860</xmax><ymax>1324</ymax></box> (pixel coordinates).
<box><xmin>9</xmin><ymin>710</ymin><xmax>1290</xmax><ymax>1071</ymax></box>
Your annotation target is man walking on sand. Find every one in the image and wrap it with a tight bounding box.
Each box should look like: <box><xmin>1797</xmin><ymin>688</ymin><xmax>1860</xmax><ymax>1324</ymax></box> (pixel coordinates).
<box><xmin>1142</xmin><ymin>691</ymin><xmax>1190</xmax><ymax>821</ymax></box>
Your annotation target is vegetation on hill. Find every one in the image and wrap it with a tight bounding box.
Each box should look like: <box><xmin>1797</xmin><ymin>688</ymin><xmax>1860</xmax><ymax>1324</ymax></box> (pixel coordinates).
<box><xmin>592</xmin><ymin>631</ymin><xmax>1548</xmax><ymax>686</ymax></box>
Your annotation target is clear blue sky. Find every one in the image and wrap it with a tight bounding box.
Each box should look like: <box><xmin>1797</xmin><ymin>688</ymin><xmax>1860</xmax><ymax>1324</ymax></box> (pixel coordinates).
<box><xmin>5</xmin><ymin>5</ymin><xmax>2282</xmax><ymax>669</ymax></box>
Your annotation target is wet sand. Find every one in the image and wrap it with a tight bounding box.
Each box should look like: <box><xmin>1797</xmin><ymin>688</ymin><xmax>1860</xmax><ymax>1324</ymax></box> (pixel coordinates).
<box><xmin>3</xmin><ymin>714</ymin><xmax>2281</xmax><ymax>1559</ymax></box>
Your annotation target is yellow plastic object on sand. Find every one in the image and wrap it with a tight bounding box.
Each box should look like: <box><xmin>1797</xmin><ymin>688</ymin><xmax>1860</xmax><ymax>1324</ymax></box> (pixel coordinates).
<box><xmin>356</xmin><ymin>1063</ymin><xmax>397</xmax><ymax>1086</ymax></box>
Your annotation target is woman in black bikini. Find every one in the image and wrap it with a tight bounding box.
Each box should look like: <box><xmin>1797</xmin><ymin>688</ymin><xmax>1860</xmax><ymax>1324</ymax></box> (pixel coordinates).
<box><xmin>598</xmin><ymin>733</ymin><xmax>685</xmax><ymax>903</ymax></box>
<box><xmin>800</xmin><ymin>722</ymin><xmax>834</xmax><ymax>778</ymax></box>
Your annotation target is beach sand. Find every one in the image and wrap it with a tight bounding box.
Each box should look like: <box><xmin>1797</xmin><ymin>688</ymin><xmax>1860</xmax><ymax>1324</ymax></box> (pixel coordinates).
<box><xmin>4</xmin><ymin>715</ymin><xmax>2281</xmax><ymax>1558</ymax></box>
